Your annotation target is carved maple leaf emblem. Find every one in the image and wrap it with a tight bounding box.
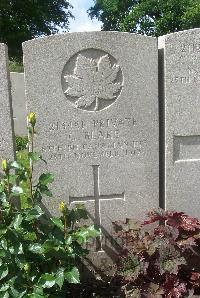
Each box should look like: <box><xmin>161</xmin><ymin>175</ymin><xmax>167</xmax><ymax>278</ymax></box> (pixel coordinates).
<box><xmin>64</xmin><ymin>54</ymin><xmax>122</xmax><ymax>111</ymax></box>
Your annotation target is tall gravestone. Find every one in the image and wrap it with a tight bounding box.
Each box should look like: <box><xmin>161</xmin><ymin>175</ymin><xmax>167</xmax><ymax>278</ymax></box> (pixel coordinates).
<box><xmin>159</xmin><ymin>29</ymin><xmax>200</xmax><ymax>217</ymax></box>
<box><xmin>23</xmin><ymin>32</ymin><xmax>158</xmax><ymax>268</ymax></box>
<box><xmin>0</xmin><ymin>44</ymin><xmax>15</xmax><ymax>163</ymax></box>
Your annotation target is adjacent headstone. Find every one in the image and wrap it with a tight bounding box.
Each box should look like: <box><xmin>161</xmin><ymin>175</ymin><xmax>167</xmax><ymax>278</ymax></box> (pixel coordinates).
<box><xmin>23</xmin><ymin>32</ymin><xmax>158</xmax><ymax>269</ymax></box>
<box><xmin>159</xmin><ymin>29</ymin><xmax>200</xmax><ymax>217</ymax></box>
<box><xmin>10</xmin><ymin>72</ymin><xmax>27</xmax><ymax>136</ymax></box>
<box><xmin>0</xmin><ymin>44</ymin><xmax>15</xmax><ymax>163</ymax></box>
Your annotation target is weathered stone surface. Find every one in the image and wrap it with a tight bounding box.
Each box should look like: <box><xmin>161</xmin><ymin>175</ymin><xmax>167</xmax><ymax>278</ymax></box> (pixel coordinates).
<box><xmin>23</xmin><ymin>32</ymin><xmax>158</xmax><ymax>267</ymax></box>
<box><xmin>10</xmin><ymin>72</ymin><xmax>27</xmax><ymax>136</ymax></box>
<box><xmin>159</xmin><ymin>29</ymin><xmax>200</xmax><ymax>217</ymax></box>
<box><xmin>0</xmin><ymin>44</ymin><xmax>15</xmax><ymax>163</ymax></box>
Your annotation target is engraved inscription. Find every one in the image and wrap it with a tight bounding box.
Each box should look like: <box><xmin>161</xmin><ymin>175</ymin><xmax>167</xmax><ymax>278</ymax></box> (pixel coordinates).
<box><xmin>181</xmin><ymin>42</ymin><xmax>200</xmax><ymax>54</ymax></box>
<box><xmin>41</xmin><ymin>116</ymin><xmax>145</xmax><ymax>161</ymax></box>
<box><xmin>69</xmin><ymin>165</ymin><xmax>125</xmax><ymax>251</ymax></box>
<box><xmin>62</xmin><ymin>49</ymin><xmax>123</xmax><ymax>112</ymax></box>
<box><xmin>170</xmin><ymin>68</ymin><xmax>200</xmax><ymax>85</ymax></box>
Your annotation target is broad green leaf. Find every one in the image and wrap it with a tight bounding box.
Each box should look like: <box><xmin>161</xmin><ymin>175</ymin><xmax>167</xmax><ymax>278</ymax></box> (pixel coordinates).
<box><xmin>75</xmin><ymin>204</ymin><xmax>88</xmax><ymax>219</ymax></box>
<box><xmin>75</xmin><ymin>230</ymin><xmax>88</xmax><ymax>244</ymax></box>
<box><xmin>0</xmin><ymin>184</ymin><xmax>5</xmax><ymax>193</ymax></box>
<box><xmin>0</xmin><ymin>240</ymin><xmax>7</xmax><ymax>250</ymax></box>
<box><xmin>0</xmin><ymin>265</ymin><xmax>8</xmax><ymax>280</ymax></box>
<box><xmin>10</xmin><ymin>287</ymin><xmax>26</xmax><ymax>298</ymax></box>
<box><xmin>0</xmin><ymin>192</ymin><xmax>7</xmax><ymax>203</ymax></box>
<box><xmin>32</xmin><ymin>287</ymin><xmax>44</xmax><ymax>295</ymax></box>
<box><xmin>11</xmin><ymin>186</ymin><xmax>23</xmax><ymax>195</ymax></box>
<box><xmin>65</xmin><ymin>236</ymin><xmax>72</xmax><ymax>246</ymax></box>
<box><xmin>39</xmin><ymin>185</ymin><xmax>53</xmax><ymax>197</ymax></box>
<box><xmin>85</xmin><ymin>225</ymin><xmax>101</xmax><ymax>238</ymax></box>
<box><xmin>28</xmin><ymin>152</ymin><xmax>41</xmax><ymax>162</ymax></box>
<box><xmin>39</xmin><ymin>173</ymin><xmax>54</xmax><ymax>185</ymax></box>
<box><xmin>10</xmin><ymin>161</ymin><xmax>22</xmax><ymax>170</ymax></box>
<box><xmin>55</xmin><ymin>268</ymin><xmax>65</xmax><ymax>289</ymax></box>
<box><xmin>0</xmin><ymin>283</ymin><xmax>9</xmax><ymax>292</ymax></box>
<box><xmin>9</xmin><ymin>242</ymin><xmax>23</xmax><ymax>255</ymax></box>
<box><xmin>0</xmin><ymin>250</ymin><xmax>6</xmax><ymax>258</ymax></box>
<box><xmin>28</xmin><ymin>243</ymin><xmax>44</xmax><ymax>254</ymax></box>
<box><xmin>25</xmin><ymin>205</ymin><xmax>44</xmax><ymax>221</ymax></box>
<box><xmin>13</xmin><ymin>214</ymin><xmax>23</xmax><ymax>230</ymax></box>
<box><xmin>39</xmin><ymin>273</ymin><xmax>56</xmax><ymax>288</ymax></box>
<box><xmin>42</xmin><ymin>240</ymin><xmax>57</xmax><ymax>253</ymax></box>
<box><xmin>64</xmin><ymin>267</ymin><xmax>80</xmax><ymax>284</ymax></box>
<box><xmin>33</xmin><ymin>190</ymin><xmax>42</xmax><ymax>202</ymax></box>
<box><xmin>23</xmin><ymin>231</ymin><xmax>37</xmax><ymax>241</ymax></box>
<box><xmin>0</xmin><ymin>226</ymin><xmax>7</xmax><ymax>237</ymax></box>
<box><xmin>51</xmin><ymin>218</ymin><xmax>64</xmax><ymax>230</ymax></box>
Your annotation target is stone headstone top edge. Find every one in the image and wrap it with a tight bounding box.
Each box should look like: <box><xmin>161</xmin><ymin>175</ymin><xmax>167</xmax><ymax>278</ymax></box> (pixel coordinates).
<box><xmin>22</xmin><ymin>31</ymin><xmax>157</xmax><ymax>49</ymax></box>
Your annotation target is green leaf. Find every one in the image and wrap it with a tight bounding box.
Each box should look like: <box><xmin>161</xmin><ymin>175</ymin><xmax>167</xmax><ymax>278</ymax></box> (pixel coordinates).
<box><xmin>10</xmin><ymin>161</ymin><xmax>23</xmax><ymax>170</ymax></box>
<box><xmin>27</xmin><ymin>286</ymin><xmax>44</xmax><ymax>297</ymax></box>
<box><xmin>65</xmin><ymin>236</ymin><xmax>72</xmax><ymax>246</ymax></box>
<box><xmin>11</xmin><ymin>186</ymin><xmax>23</xmax><ymax>195</ymax></box>
<box><xmin>75</xmin><ymin>204</ymin><xmax>88</xmax><ymax>219</ymax></box>
<box><xmin>28</xmin><ymin>243</ymin><xmax>44</xmax><ymax>254</ymax></box>
<box><xmin>55</xmin><ymin>268</ymin><xmax>65</xmax><ymax>289</ymax></box>
<box><xmin>39</xmin><ymin>185</ymin><xmax>53</xmax><ymax>197</ymax></box>
<box><xmin>23</xmin><ymin>231</ymin><xmax>37</xmax><ymax>241</ymax></box>
<box><xmin>85</xmin><ymin>225</ymin><xmax>101</xmax><ymax>238</ymax></box>
<box><xmin>39</xmin><ymin>173</ymin><xmax>54</xmax><ymax>185</ymax></box>
<box><xmin>0</xmin><ymin>240</ymin><xmax>7</xmax><ymax>250</ymax></box>
<box><xmin>0</xmin><ymin>250</ymin><xmax>6</xmax><ymax>258</ymax></box>
<box><xmin>0</xmin><ymin>192</ymin><xmax>7</xmax><ymax>203</ymax></box>
<box><xmin>28</xmin><ymin>152</ymin><xmax>41</xmax><ymax>162</ymax></box>
<box><xmin>0</xmin><ymin>265</ymin><xmax>8</xmax><ymax>280</ymax></box>
<box><xmin>13</xmin><ymin>214</ymin><xmax>23</xmax><ymax>230</ymax></box>
<box><xmin>10</xmin><ymin>287</ymin><xmax>26</xmax><ymax>298</ymax></box>
<box><xmin>32</xmin><ymin>286</ymin><xmax>44</xmax><ymax>295</ymax></box>
<box><xmin>39</xmin><ymin>273</ymin><xmax>56</xmax><ymax>288</ymax></box>
<box><xmin>25</xmin><ymin>205</ymin><xmax>44</xmax><ymax>221</ymax></box>
<box><xmin>0</xmin><ymin>283</ymin><xmax>9</xmax><ymax>292</ymax></box>
<box><xmin>9</xmin><ymin>242</ymin><xmax>23</xmax><ymax>255</ymax></box>
<box><xmin>42</xmin><ymin>240</ymin><xmax>57</xmax><ymax>253</ymax></box>
<box><xmin>51</xmin><ymin>218</ymin><xmax>64</xmax><ymax>230</ymax></box>
<box><xmin>64</xmin><ymin>267</ymin><xmax>80</xmax><ymax>284</ymax></box>
<box><xmin>0</xmin><ymin>226</ymin><xmax>7</xmax><ymax>237</ymax></box>
<box><xmin>75</xmin><ymin>230</ymin><xmax>88</xmax><ymax>244</ymax></box>
<box><xmin>0</xmin><ymin>184</ymin><xmax>5</xmax><ymax>193</ymax></box>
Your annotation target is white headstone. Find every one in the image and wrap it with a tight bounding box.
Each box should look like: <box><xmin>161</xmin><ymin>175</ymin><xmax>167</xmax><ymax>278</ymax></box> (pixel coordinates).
<box><xmin>159</xmin><ymin>29</ymin><xmax>200</xmax><ymax>217</ymax></box>
<box><xmin>23</xmin><ymin>32</ymin><xmax>159</xmax><ymax>265</ymax></box>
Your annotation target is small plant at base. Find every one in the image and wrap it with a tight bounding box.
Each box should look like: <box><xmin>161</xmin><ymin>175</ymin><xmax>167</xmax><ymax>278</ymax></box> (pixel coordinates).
<box><xmin>113</xmin><ymin>209</ymin><xmax>200</xmax><ymax>297</ymax></box>
<box><xmin>15</xmin><ymin>135</ymin><xmax>28</xmax><ymax>151</ymax></box>
<box><xmin>0</xmin><ymin>112</ymin><xmax>100</xmax><ymax>297</ymax></box>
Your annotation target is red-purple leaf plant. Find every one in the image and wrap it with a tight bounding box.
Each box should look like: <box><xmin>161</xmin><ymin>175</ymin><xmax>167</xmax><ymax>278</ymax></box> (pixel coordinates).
<box><xmin>113</xmin><ymin>209</ymin><xmax>200</xmax><ymax>297</ymax></box>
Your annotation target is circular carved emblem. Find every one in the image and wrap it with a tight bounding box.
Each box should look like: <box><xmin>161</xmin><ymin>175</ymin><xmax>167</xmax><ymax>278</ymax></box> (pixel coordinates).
<box><xmin>61</xmin><ymin>49</ymin><xmax>123</xmax><ymax>112</ymax></box>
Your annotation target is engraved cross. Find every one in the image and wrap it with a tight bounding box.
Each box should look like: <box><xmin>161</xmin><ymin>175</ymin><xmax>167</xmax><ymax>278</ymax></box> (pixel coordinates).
<box><xmin>69</xmin><ymin>165</ymin><xmax>125</xmax><ymax>251</ymax></box>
